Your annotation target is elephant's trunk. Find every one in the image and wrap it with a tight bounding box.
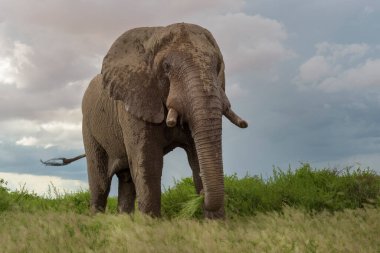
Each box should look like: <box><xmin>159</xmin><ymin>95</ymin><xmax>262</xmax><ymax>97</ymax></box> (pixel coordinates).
<box><xmin>188</xmin><ymin>89</ymin><xmax>224</xmax><ymax>212</ymax></box>
<box><xmin>193</xmin><ymin>123</ymin><xmax>224</xmax><ymax>211</ymax></box>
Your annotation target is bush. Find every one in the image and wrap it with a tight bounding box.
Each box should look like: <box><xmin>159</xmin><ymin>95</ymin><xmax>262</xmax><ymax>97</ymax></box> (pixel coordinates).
<box><xmin>161</xmin><ymin>164</ymin><xmax>380</xmax><ymax>218</ymax></box>
<box><xmin>0</xmin><ymin>181</ymin><xmax>92</xmax><ymax>214</ymax></box>
<box><xmin>161</xmin><ymin>178</ymin><xmax>200</xmax><ymax>218</ymax></box>
<box><xmin>0</xmin><ymin>164</ymin><xmax>379</xmax><ymax>218</ymax></box>
<box><xmin>224</xmin><ymin>174</ymin><xmax>283</xmax><ymax>216</ymax></box>
<box><xmin>267</xmin><ymin>164</ymin><xmax>380</xmax><ymax>212</ymax></box>
<box><xmin>0</xmin><ymin>178</ymin><xmax>11</xmax><ymax>212</ymax></box>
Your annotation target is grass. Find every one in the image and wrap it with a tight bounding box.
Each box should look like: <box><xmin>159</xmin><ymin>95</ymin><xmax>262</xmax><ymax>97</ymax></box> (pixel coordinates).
<box><xmin>0</xmin><ymin>164</ymin><xmax>380</xmax><ymax>252</ymax></box>
<box><xmin>1</xmin><ymin>207</ymin><xmax>379</xmax><ymax>252</ymax></box>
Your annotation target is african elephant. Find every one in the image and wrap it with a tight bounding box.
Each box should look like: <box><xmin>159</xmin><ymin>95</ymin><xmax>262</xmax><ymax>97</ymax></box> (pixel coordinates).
<box><xmin>82</xmin><ymin>23</ymin><xmax>247</xmax><ymax>218</ymax></box>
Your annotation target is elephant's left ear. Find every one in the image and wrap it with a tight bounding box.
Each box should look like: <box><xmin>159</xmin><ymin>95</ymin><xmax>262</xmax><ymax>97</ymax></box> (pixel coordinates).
<box><xmin>101</xmin><ymin>28</ymin><xmax>165</xmax><ymax>124</ymax></box>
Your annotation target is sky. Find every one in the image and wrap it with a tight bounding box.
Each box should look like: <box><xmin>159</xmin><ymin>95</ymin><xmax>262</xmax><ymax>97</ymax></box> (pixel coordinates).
<box><xmin>0</xmin><ymin>0</ymin><xmax>379</xmax><ymax>195</ymax></box>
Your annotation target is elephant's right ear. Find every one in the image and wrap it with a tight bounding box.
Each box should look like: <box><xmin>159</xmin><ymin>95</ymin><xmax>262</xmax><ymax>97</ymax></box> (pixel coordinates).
<box><xmin>101</xmin><ymin>28</ymin><xmax>165</xmax><ymax>124</ymax></box>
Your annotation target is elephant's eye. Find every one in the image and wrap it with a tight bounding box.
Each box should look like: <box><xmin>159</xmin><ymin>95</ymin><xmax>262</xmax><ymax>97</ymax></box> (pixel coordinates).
<box><xmin>163</xmin><ymin>61</ymin><xmax>171</xmax><ymax>74</ymax></box>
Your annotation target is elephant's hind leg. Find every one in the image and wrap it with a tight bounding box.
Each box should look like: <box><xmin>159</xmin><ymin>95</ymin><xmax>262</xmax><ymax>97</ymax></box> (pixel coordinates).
<box><xmin>83</xmin><ymin>128</ymin><xmax>111</xmax><ymax>213</ymax></box>
<box><xmin>116</xmin><ymin>169</ymin><xmax>136</xmax><ymax>213</ymax></box>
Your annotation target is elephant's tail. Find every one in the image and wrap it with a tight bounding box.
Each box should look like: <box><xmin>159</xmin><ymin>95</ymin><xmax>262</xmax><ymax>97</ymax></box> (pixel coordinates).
<box><xmin>40</xmin><ymin>154</ymin><xmax>86</xmax><ymax>166</ymax></box>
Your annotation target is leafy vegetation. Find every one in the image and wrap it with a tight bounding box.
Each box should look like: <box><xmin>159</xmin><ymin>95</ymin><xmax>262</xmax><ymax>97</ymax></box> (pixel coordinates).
<box><xmin>1</xmin><ymin>164</ymin><xmax>379</xmax><ymax>218</ymax></box>
<box><xmin>163</xmin><ymin>164</ymin><xmax>380</xmax><ymax>218</ymax></box>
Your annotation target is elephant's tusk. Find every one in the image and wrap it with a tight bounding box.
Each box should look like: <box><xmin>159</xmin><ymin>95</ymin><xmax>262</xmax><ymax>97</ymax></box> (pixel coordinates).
<box><xmin>166</xmin><ymin>108</ymin><xmax>178</xmax><ymax>127</ymax></box>
<box><xmin>224</xmin><ymin>108</ymin><xmax>248</xmax><ymax>128</ymax></box>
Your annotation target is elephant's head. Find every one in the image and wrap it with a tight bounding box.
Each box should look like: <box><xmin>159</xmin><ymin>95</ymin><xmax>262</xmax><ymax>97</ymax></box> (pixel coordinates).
<box><xmin>101</xmin><ymin>23</ymin><xmax>247</xmax><ymax>213</ymax></box>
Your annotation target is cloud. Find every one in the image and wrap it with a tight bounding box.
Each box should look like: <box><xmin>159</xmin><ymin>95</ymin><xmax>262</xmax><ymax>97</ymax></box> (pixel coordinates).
<box><xmin>204</xmin><ymin>13</ymin><xmax>294</xmax><ymax>76</ymax></box>
<box><xmin>316</xmin><ymin>42</ymin><xmax>369</xmax><ymax>61</ymax></box>
<box><xmin>13</xmin><ymin>120</ymin><xmax>82</xmax><ymax>149</ymax></box>
<box><xmin>313</xmin><ymin>152</ymin><xmax>380</xmax><ymax>173</ymax></box>
<box><xmin>297</xmin><ymin>56</ymin><xmax>333</xmax><ymax>84</ymax></box>
<box><xmin>226</xmin><ymin>83</ymin><xmax>245</xmax><ymax>99</ymax></box>
<box><xmin>0</xmin><ymin>0</ymin><xmax>244</xmax><ymax>38</ymax></box>
<box><xmin>364</xmin><ymin>6</ymin><xmax>375</xmax><ymax>15</ymax></box>
<box><xmin>16</xmin><ymin>136</ymin><xmax>38</xmax><ymax>147</ymax></box>
<box><xmin>0</xmin><ymin>39</ymin><xmax>34</xmax><ymax>86</ymax></box>
<box><xmin>0</xmin><ymin>3</ymin><xmax>292</xmax><ymax>92</ymax></box>
<box><xmin>0</xmin><ymin>172</ymin><xmax>87</xmax><ymax>196</ymax></box>
<box><xmin>0</xmin><ymin>109</ymin><xmax>83</xmax><ymax>149</ymax></box>
<box><xmin>295</xmin><ymin>42</ymin><xmax>380</xmax><ymax>92</ymax></box>
<box><xmin>0</xmin><ymin>34</ymin><xmax>98</xmax><ymax>92</ymax></box>
<box><xmin>0</xmin><ymin>57</ymin><xmax>15</xmax><ymax>84</ymax></box>
<box><xmin>318</xmin><ymin>59</ymin><xmax>380</xmax><ymax>92</ymax></box>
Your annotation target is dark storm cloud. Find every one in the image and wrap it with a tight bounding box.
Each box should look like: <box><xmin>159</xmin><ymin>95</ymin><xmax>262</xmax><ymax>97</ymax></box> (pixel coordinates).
<box><xmin>0</xmin><ymin>82</ymin><xmax>86</xmax><ymax>121</ymax></box>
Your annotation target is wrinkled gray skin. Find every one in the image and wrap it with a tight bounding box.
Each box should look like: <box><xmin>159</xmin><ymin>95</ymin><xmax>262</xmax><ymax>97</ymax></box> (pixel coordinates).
<box><xmin>82</xmin><ymin>23</ymin><xmax>247</xmax><ymax>219</ymax></box>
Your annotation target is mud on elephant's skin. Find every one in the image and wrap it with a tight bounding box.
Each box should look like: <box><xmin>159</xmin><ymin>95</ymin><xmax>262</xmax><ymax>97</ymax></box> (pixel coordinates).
<box><xmin>82</xmin><ymin>23</ymin><xmax>247</xmax><ymax>218</ymax></box>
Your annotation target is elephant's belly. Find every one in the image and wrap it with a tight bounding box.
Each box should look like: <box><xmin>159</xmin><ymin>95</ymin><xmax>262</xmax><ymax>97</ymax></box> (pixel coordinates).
<box><xmin>108</xmin><ymin>157</ymin><xmax>129</xmax><ymax>176</ymax></box>
<box><xmin>93</xmin><ymin>127</ymin><xmax>129</xmax><ymax>168</ymax></box>
<box><xmin>93</xmin><ymin>127</ymin><xmax>130</xmax><ymax>176</ymax></box>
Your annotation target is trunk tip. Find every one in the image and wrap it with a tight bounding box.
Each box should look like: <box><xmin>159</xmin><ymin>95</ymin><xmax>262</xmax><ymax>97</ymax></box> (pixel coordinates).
<box><xmin>203</xmin><ymin>192</ymin><xmax>224</xmax><ymax>212</ymax></box>
<box><xmin>239</xmin><ymin>120</ymin><xmax>248</xmax><ymax>128</ymax></box>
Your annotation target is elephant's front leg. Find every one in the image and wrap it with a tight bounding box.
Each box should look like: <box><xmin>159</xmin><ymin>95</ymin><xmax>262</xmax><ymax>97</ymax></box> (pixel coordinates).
<box><xmin>185</xmin><ymin>143</ymin><xmax>203</xmax><ymax>194</ymax></box>
<box><xmin>129</xmin><ymin>145</ymin><xmax>163</xmax><ymax>217</ymax></box>
<box><xmin>116</xmin><ymin>169</ymin><xmax>136</xmax><ymax>213</ymax></box>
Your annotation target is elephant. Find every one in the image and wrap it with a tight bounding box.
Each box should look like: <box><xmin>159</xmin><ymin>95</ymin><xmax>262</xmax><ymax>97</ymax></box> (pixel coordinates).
<box><xmin>81</xmin><ymin>23</ymin><xmax>247</xmax><ymax>219</ymax></box>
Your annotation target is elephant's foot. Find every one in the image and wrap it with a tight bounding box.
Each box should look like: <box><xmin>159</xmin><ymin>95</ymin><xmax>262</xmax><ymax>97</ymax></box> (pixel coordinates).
<box><xmin>90</xmin><ymin>204</ymin><xmax>106</xmax><ymax>214</ymax></box>
<box><xmin>138</xmin><ymin>201</ymin><xmax>161</xmax><ymax>218</ymax></box>
<box><xmin>90</xmin><ymin>193</ymin><xmax>109</xmax><ymax>214</ymax></box>
<box><xmin>118</xmin><ymin>201</ymin><xmax>135</xmax><ymax>214</ymax></box>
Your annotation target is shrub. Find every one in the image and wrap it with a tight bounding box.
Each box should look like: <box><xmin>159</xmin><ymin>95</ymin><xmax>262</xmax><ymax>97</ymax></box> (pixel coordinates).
<box><xmin>0</xmin><ymin>164</ymin><xmax>379</xmax><ymax>218</ymax></box>
<box><xmin>161</xmin><ymin>177</ymin><xmax>199</xmax><ymax>218</ymax></box>
<box><xmin>267</xmin><ymin>164</ymin><xmax>380</xmax><ymax>212</ymax></box>
<box><xmin>0</xmin><ymin>178</ymin><xmax>11</xmax><ymax>212</ymax></box>
<box><xmin>161</xmin><ymin>164</ymin><xmax>380</xmax><ymax>218</ymax></box>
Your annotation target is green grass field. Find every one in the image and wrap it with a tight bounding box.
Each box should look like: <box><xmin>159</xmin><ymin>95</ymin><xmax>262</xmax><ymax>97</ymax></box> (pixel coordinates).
<box><xmin>1</xmin><ymin>164</ymin><xmax>379</xmax><ymax>252</ymax></box>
